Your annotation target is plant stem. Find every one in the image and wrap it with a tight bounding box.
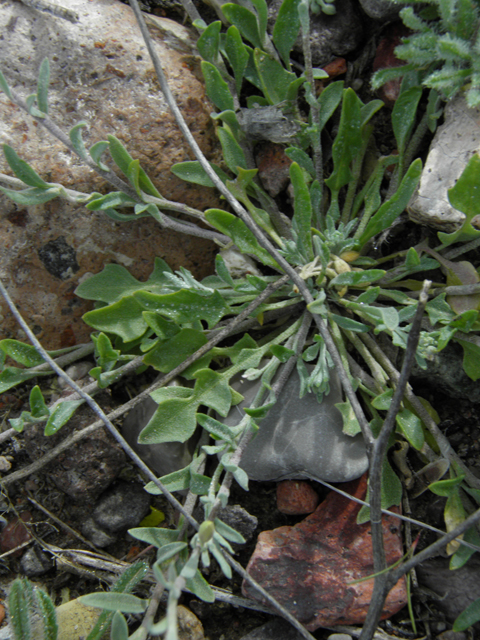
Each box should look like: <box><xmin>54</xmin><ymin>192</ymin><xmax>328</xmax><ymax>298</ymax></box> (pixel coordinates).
<box><xmin>359</xmin><ymin>280</ymin><xmax>430</xmax><ymax>640</ymax></box>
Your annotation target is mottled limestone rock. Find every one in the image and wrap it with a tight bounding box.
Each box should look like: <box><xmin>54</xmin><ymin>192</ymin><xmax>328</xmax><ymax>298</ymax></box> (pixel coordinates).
<box><xmin>0</xmin><ymin>0</ymin><xmax>221</xmax><ymax>349</ymax></box>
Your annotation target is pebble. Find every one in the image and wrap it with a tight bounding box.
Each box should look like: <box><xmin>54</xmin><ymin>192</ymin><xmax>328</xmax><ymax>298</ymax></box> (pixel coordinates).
<box><xmin>81</xmin><ymin>481</ymin><xmax>151</xmax><ymax>547</ymax></box>
<box><xmin>216</xmin><ymin>504</ymin><xmax>258</xmax><ymax>542</ymax></box>
<box><xmin>20</xmin><ymin>546</ymin><xmax>53</xmax><ymax>577</ymax></box>
<box><xmin>0</xmin><ymin>512</ymin><xmax>33</xmax><ymax>557</ymax></box>
<box><xmin>243</xmin><ymin>474</ymin><xmax>407</xmax><ymax>630</ymax></box>
<box><xmin>177</xmin><ymin>605</ymin><xmax>205</xmax><ymax>640</ymax></box>
<box><xmin>276</xmin><ymin>480</ymin><xmax>320</xmax><ymax>515</ymax></box>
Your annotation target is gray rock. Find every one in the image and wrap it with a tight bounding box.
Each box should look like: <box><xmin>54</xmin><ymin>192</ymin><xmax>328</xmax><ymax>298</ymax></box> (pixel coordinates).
<box><xmin>238</xmin><ymin>618</ymin><xmax>305</xmax><ymax>640</ymax></box>
<box><xmin>416</xmin><ymin>555</ymin><xmax>480</xmax><ymax>631</ymax></box>
<box><xmin>410</xmin><ymin>340</ymin><xmax>480</xmax><ymax>403</ymax></box>
<box><xmin>225</xmin><ymin>366</ymin><xmax>368</xmax><ymax>483</ymax></box>
<box><xmin>216</xmin><ymin>504</ymin><xmax>258</xmax><ymax>542</ymax></box>
<box><xmin>408</xmin><ymin>96</ymin><xmax>480</xmax><ymax>232</ymax></box>
<box><xmin>20</xmin><ymin>546</ymin><xmax>53</xmax><ymax>577</ymax></box>
<box><xmin>358</xmin><ymin>0</ymin><xmax>400</xmax><ymax>21</ymax></box>
<box><xmin>268</xmin><ymin>0</ymin><xmax>364</xmax><ymax>66</ymax></box>
<box><xmin>81</xmin><ymin>518</ymin><xmax>117</xmax><ymax>548</ymax></box>
<box><xmin>327</xmin><ymin>635</ymin><xmax>353</xmax><ymax>640</ymax></box>
<box><xmin>92</xmin><ymin>481</ymin><xmax>151</xmax><ymax>533</ymax></box>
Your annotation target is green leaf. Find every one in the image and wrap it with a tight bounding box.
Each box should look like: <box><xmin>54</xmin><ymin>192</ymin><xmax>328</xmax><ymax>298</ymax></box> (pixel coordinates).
<box><xmin>438</xmin><ymin>154</ymin><xmax>480</xmax><ymax>246</ymax></box>
<box><xmin>285</xmin><ymin>146</ymin><xmax>314</xmax><ymax>178</ymax></box>
<box><xmin>336</xmin><ymin>400</ymin><xmax>361</xmax><ymax>436</ymax></box>
<box><xmin>197</xmin><ymin>21</ymin><xmax>222</xmax><ymax>63</ymax></box>
<box><xmin>128</xmin><ymin>527</ymin><xmax>181</xmax><ymax>548</ymax></box>
<box><xmin>170</xmin><ymin>160</ymin><xmax>229</xmax><ymax>188</ymax></box>
<box><xmin>75</xmin><ymin>259</ymin><xmax>172</xmax><ymax>304</ymax></box>
<box><xmin>0</xmin><ymin>185</ymin><xmax>60</xmax><ymax>205</ymax></box>
<box><xmin>330</xmin><ymin>269</ymin><xmax>385</xmax><ymax>287</ymax></box>
<box><xmin>272</xmin><ymin>0</ymin><xmax>300</xmax><ymax>66</ymax></box>
<box><xmin>83</xmin><ymin>297</ymin><xmax>148</xmax><ymax>342</ymax></box>
<box><xmin>142</xmin><ymin>393</ymin><xmax>196</xmax><ymax>443</ymax></box>
<box><xmin>185</xmin><ymin>570</ymin><xmax>215</xmax><ymax>603</ymax></box>
<box><xmin>330</xmin><ymin>314</ymin><xmax>369</xmax><ymax>332</ymax></box>
<box><xmin>357</xmin><ymin>458</ymin><xmax>403</xmax><ymax>523</ymax></box>
<box><xmin>197</xmin><ymin>413</ymin><xmax>236</xmax><ymax>443</ymax></box>
<box><xmin>156</xmin><ymin>541</ymin><xmax>188</xmax><ymax>564</ymax></box>
<box><xmin>254</xmin><ymin>49</ymin><xmax>296</xmax><ymax>104</ymax></box>
<box><xmin>357</xmin><ymin>159</ymin><xmax>422</xmax><ymax>245</ymax></box>
<box><xmin>69</xmin><ymin>122</ymin><xmax>89</xmax><ymax>161</ymax></box>
<box><xmin>86</xmin><ymin>191</ymin><xmax>137</xmax><ymax>211</ymax></box>
<box><xmin>0</xmin><ymin>339</ymin><xmax>46</xmax><ymax>366</ymax></box>
<box><xmin>34</xmin><ymin>588</ymin><xmax>58</xmax><ymax>640</ymax></box>
<box><xmin>110</xmin><ymin>611</ymin><xmax>128</xmax><ymax>640</ymax></box>
<box><xmin>395</xmin><ymin>408</ymin><xmax>424</xmax><ymax>450</ymax></box>
<box><xmin>134</xmin><ymin>289</ymin><xmax>229</xmax><ymax>329</ymax></box>
<box><xmin>92</xmin><ymin>332</ymin><xmax>120</xmax><ymax>371</ymax></box>
<box><xmin>429</xmin><ymin>474</ymin><xmax>465</xmax><ymax>497</ymax></box>
<box><xmin>0</xmin><ymin>367</ymin><xmax>48</xmax><ymax>394</ymax></box>
<box><xmin>214</xmin><ymin>518</ymin><xmax>246</xmax><ymax>543</ymax></box>
<box><xmin>225</xmin><ymin>25</ymin><xmax>249</xmax><ymax>95</ymax></box>
<box><xmin>107</xmin><ymin>135</ymin><xmax>160</xmax><ymax>198</ymax></box>
<box><xmin>250</xmin><ymin>0</ymin><xmax>268</xmax><ymax>43</ymax></box>
<box><xmin>145</xmin><ymin>467</ymin><xmax>190</xmax><ymax>494</ymax></box>
<box><xmin>0</xmin><ymin>69</ymin><xmax>13</xmax><ymax>99</ymax></box>
<box><xmin>86</xmin><ymin>561</ymin><xmax>149</xmax><ymax>640</ymax></box>
<box><xmin>201</xmin><ymin>61</ymin><xmax>235</xmax><ymax>112</ymax></box>
<box><xmin>45</xmin><ymin>399</ymin><xmax>84</xmax><ymax>435</ymax></box>
<box><xmin>79</xmin><ymin>593</ymin><xmax>147</xmax><ymax>614</ymax></box>
<box><xmin>456</xmin><ymin>339</ymin><xmax>480</xmax><ymax>381</ymax></box>
<box><xmin>450</xmin><ymin>525</ymin><xmax>480</xmax><ymax>570</ymax></box>
<box><xmin>270</xmin><ymin>344</ymin><xmax>295</xmax><ymax>362</ymax></box>
<box><xmin>205</xmin><ymin>208</ymin><xmax>279</xmax><ymax>268</ymax></box>
<box><xmin>36</xmin><ymin>58</ymin><xmax>50</xmax><ymax>114</ymax></box>
<box><xmin>453</xmin><ymin>597</ymin><xmax>480</xmax><ymax>631</ymax></box>
<box><xmin>29</xmin><ymin>386</ymin><xmax>49</xmax><ymax>419</ymax></box>
<box><xmin>290</xmin><ymin>162</ymin><xmax>313</xmax><ymax>260</ymax></box>
<box><xmin>217</xmin><ymin>127</ymin><xmax>247</xmax><ymax>173</ymax></box>
<box><xmin>89</xmin><ymin>141</ymin><xmax>110</xmax><ymax>171</ymax></box>
<box><xmin>9</xmin><ymin>579</ymin><xmax>32</xmax><ymax>640</ymax></box>
<box><xmin>2</xmin><ymin>144</ymin><xmax>50</xmax><ymax>188</ymax></box>
<box><xmin>392</xmin><ymin>86</ymin><xmax>422</xmax><ymax>154</ymax></box>
<box><xmin>215</xmin><ymin>254</ymin><xmax>235</xmax><ymax>286</ymax></box>
<box><xmin>143</xmin><ymin>328</ymin><xmax>208</xmax><ymax>372</ymax></box>
<box><xmin>317</xmin><ymin>81</ymin><xmax>344</xmax><ymax>131</ymax></box>
<box><xmin>325</xmin><ymin>88</ymin><xmax>363</xmax><ymax>193</ymax></box>
<box><xmin>222</xmin><ymin>4</ymin><xmax>262</xmax><ymax>49</ymax></box>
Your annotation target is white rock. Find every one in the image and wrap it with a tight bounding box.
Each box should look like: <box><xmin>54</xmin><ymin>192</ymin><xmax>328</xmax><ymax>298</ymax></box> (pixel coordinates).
<box><xmin>408</xmin><ymin>96</ymin><xmax>480</xmax><ymax>231</ymax></box>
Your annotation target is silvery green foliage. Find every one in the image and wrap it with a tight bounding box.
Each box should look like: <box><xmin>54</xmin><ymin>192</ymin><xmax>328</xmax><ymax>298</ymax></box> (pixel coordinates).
<box><xmin>371</xmin><ymin>0</ymin><xmax>480</xmax><ymax>107</ymax></box>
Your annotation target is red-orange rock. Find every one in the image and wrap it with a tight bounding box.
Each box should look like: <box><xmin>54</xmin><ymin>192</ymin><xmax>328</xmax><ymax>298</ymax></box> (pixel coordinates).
<box><xmin>243</xmin><ymin>474</ymin><xmax>407</xmax><ymax>630</ymax></box>
<box><xmin>256</xmin><ymin>143</ymin><xmax>292</xmax><ymax>198</ymax></box>
<box><xmin>372</xmin><ymin>23</ymin><xmax>411</xmax><ymax>107</ymax></box>
<box><xmin>276</xmin><ymin>480</ymin><xmax>320</xmax><ymax>515</ymax></box>
<box><xmin>323</xmin><ymin>57</ymin><xmax>347</xmax><ymax>79</ymax></box>
<box><xmin>0</xmin><ymin>512</ymin><xmax>33</xmax><ymax>557</ymax></box>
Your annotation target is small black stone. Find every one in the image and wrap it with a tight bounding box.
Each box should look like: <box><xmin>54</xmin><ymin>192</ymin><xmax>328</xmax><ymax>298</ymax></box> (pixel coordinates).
<box><xmin>38</xmin><ymin>236</ymin><xmax>79</xmax><ymax>280</ymax></box>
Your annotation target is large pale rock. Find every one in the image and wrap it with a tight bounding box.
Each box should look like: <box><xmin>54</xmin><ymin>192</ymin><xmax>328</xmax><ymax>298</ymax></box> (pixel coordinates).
<box><xmin>408</xmin><ymin>96</ymin><xmax>480</xmax><ymax>232</ymax></box>
<box><xmin>0</xmin><ymin>0</ymin><xmax>221</xmax><ymax>349</ymax></box>
<box><xmin>243</xmin><ymin>474</ymin><xmax>407</xmax><ymax>630</ymax></box>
